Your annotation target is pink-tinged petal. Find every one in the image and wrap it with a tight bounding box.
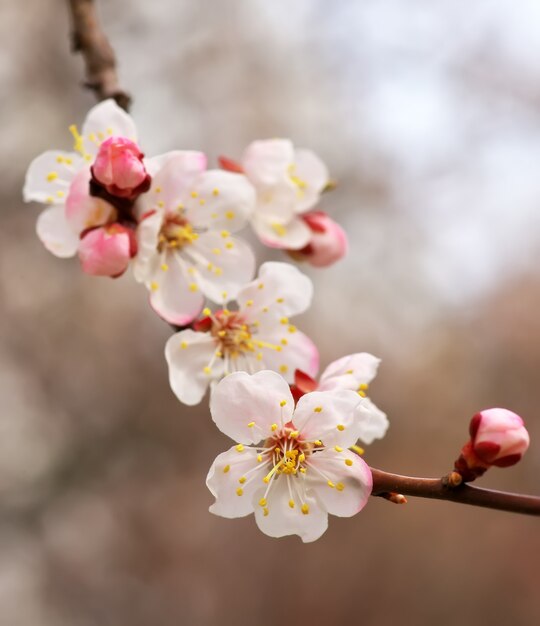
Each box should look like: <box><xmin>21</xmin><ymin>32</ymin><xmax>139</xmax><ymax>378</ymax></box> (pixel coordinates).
<box><xmin>81</xmin><ymin>99</ymin><xmax>137</xmax><ymax>156</ymax></box>
<box><xmin>65</xmin><ymin>168</ymin><xmax>116</xmax><ymax>235</ymax></box>
<box><xmin>189</xmin><ymin>232</ymin><xmax>255</xmax><ymax>303</ymax></box>
<box><xmin>207</xmin><ymin>446</ymin><xmax>266</xmax><ymax>518</ymax></box>
<box><xmin>306</xmin><ymin>448</ymin><xmax>372</xmax><ymax>517</ymax></box>
<box><xmin>294</xmin><ymin>212</ymin><xmax>348</xmax><ymax>267</ymax></box>
<box><xmin>355</xmin><ymin>398</ymin><xmax>389</xmax><ymax>445</ymax></box>
<box><xmin>252</xmin><ymin>213</ymin><xmax>311</xmax><ymax>250</ymax></box>
<box><xmin>292</xmin><ymin>148</ymin><xmax>329</xmax><ymax>213</ymax></box>
<box><xmin>78</xmin><ymin>224</ymin><xmax>134</xmax><ymax>277</ymax></box>
<box><xmin>237</xmin><ymin>262</ymin><xmax>313</xmax><ymax>322</ymax></box>
<box><xmin>253</xmin><ymin>475</ymin><xmax>328</xmax><ymax>543</ymax></box>
<box><xmin>210</xmin><ymin>371</ymin><xmax>294</xmax><ymax>444</ymax></box>
<box><xmin>147</xmin><ymin>253</ymin><xmax>204</xmax><ymax>326</ymax></box>
<box><xmin>319</xmin><ymin>353</ymin><xmax>381</xmax><ymax>391</ymax></box>
<box><xmin>256</xmin><ymin>329</ymin><xmax>319</xmax><ymax>384</ymax></box>
<box><xmin>135</xmin><ymin>152</ymin><xmax>207</xmax><ymax>220</ymax></box>
<box><xmin>165</xmin><ymin>329</ymin><xmax>221</xmax><ymax>406</ymax></box>
<box><xmin>242</xmin><ymin>139</ymin><xmax>294</xmax><ymax>187</ymax></box>
<box><xmin>132</xmin><ymin>210</ymin><xmax>163</xmax><ymax>283</ymax></box>
<box><xmin>23</xmin><ymin>150</ymin><xmax>82</xmax><ymax>205</ymax></box>
<box><xmin>144</xmin><ymin>150</ymin><xmax>207</xmax><ymax>178</ymax></box>
<box><xmin>36</xmin><ymin>205</ymin><xmax>79</xmax><ymax>258</ymax></box>
<box><xmin>293</xmin><ymin>389</ymin><xmax>362</xmax><ymax>448</ymax></box>
<box><xmin>184</xmin><ymin>170</ymin><xmax>255</xmax><ymax>232</ymax></box>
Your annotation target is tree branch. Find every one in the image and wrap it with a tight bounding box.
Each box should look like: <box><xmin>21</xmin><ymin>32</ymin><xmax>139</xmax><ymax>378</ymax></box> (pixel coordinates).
<box><xmin>370</xmin><ymin>467</ymin><xmax>540</xmax><ymax>516</ymax></box>
<box><xmin>66</xmin><ymin>0</ymin><xmax>131</xmax><ymax>111</ymax></box>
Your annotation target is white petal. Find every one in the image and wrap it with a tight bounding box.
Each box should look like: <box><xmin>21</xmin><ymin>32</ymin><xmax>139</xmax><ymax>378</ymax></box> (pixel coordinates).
<box><xmin>36</xmin><ymin>205</ymin><xmax>79</xmax><ymax>258</ymax></box>
<box><xmin>242</xmin><ymin>139</ymin><xmax>294</xmax><ymax>187</ymax></box>
<box><xmin>148</xmin><ymin>253</ymin><xmax>204</xmax><ymax>326</ymax></box>
<box><xmin>253</xmin><ymin>475</ymin><xmax>328</xmax><ymax>543</ymax></box>
<box><xmin>293</xmin><ymin>390</ymin><xmax>362</xmax><ymax>448</ymax></box>
<box><xmin>81</xmin><ymin>99</ymin><xmax>137</xmax><ymax>155</ymax></box>
<box><xmin>165</xmin><ymin>329</ymin><xmax>220</xmax><ymax>405</ymax></box>
<box><xmin>237</xmin><ymin>262</ymin><xmax>313</xmax><ymax>321</ymax></box>
<box><xmin>23</xmin><ymin>151</ymin><xmax>81</xmax><ymax>205</ymax></box>
<box><xmin>185</xmin><ymin>170</ymin><xmax>255</xmax><ymax>232</ymax></box>
<box><xmin>144</xmin><ymin>150</ymin><xmax>207</xmax><ymax>178</ymax></box>
<box><xmin>132</xmin><ymin>210</ymin><xmax>163</xmax><ymax>283</ymax></box>
<box><xmin>306</xmin><ymin>448</ymin><xmax>372</xmax><ymax>517</ymax></box>
<box><xmin>251</xmin><ymin>213</ymin><xmax>311</xmax><ymax>250</ymax></box>
<box><xmin>319</xmin><ymin>353</ymin><xmax>381</xmax><ymax>391</ymax></box>
<box><xmin>355</xmin><ymin>398</ymin><xmax>389</xmax><ymax>445</ymax></box>
<box><xmin>188</xmin><ymin>232</ymin><xmax>255</xmax><ymax>303</ymax></box>
<box><xmin>256</xmin><ymin>329</ymin><xmax>319</xmax><ymax>384</ymax></box>
<box><xmin>207</xmin><ymin>446</ymin><xmax>265</xmax><ymax>518</ymax></box>
<box><xmin>135</xmin><ymin>152</ymin><xmax>205</xmax><ymax>220</ymax></box>
<box><xmin>210</xmin><ymin>371</ymin><xmax>294</xmax><ymax>444</ymax></box>
<box><xmin>292</xmin><ymin>148</ymin><xmax>329</xmax><ymax>213</ymax></box>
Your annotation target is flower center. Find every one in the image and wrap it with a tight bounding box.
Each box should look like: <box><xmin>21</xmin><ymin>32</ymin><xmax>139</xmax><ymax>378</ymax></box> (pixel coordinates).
<box><xmin>210</xmin><ymin>311</ymin><xmax>255</xmax><ymax>359</ymax></box>
<box><xmin>158</xmin><ymin>216</ymin><xmax>199</xmax><ymax>251</ymax></box>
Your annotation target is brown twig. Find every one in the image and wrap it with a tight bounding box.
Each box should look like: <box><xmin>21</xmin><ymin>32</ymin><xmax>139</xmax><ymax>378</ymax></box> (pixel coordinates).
<box><xmin>370</xmin><ymin>467</ymin><xmax>540</xmax><ymax>516</ymax></box>
<box><xmin>66</xmin><ymin>0</ymin><xmax>131</xmax><ymax>110</ymax></box>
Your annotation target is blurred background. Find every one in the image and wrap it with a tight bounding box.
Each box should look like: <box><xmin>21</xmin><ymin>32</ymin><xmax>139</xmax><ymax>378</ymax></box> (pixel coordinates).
<box><xmin>1</xmin><ymin>0</ymin><xmax>539</xmax><ymax>624</ymax></box>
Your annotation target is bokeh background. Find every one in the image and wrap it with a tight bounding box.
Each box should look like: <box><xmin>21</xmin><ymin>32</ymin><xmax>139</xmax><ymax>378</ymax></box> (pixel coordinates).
<box><xmin>1</xmin><ymin>1</ymin><xmax>539</xmax><ymax>624</ymax></box>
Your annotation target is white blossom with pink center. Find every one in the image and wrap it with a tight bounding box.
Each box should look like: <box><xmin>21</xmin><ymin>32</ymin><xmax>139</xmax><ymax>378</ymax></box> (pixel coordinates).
<box><xmin>206</xmin><ymin>370</ymin><xmax>372</xmax><ymax>542</ymax></box>
<box><xmin>165</xmin><ymin>262</ymin><xmax>319</xmax><ymax>405</ymax></box>
<box><xmin>133</xmin><ymin>153</ymin><xmax>256</xmax><ymax>325</ymax></box>
<box><xmin>241</xmin><ymin>139</ymin><xmax>330</xmax><ymax>250</ymax></box>
<box><xmin>23</xmin><ymin>99</ymin><xmax>175</xmax><ymax>268</ymax></box>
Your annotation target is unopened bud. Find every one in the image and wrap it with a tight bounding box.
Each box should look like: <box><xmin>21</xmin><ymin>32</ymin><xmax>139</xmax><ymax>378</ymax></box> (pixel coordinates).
<box><xmin>455</xmin><ymin>408</ymin><xmax>530</xmax><ymax>481</ymax></box>
<box><xmin>288</xmin><ymin>211</ymin><xmax>348</xmax><ymax>268</ymax></box>
<box><xmin>78</xmin><ymin>223</ymin><xmax>137</xmax><ymax>278</ymax></box>
<box><xmin>91</xmin><ymin>137</ymin><xmax>150</xmax><ymax>200</ymax></box>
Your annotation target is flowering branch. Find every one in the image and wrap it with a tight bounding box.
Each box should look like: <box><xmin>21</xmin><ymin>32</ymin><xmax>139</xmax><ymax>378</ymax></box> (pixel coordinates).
<box><xmin>66</xmin><ymin>0</ymin><xmax>131</xmax><ymax>110</ymax></box>
<box><xmin>370</xmin><ymin>468</ymin><xmax>540</xmax><ymax>516</ymax></box>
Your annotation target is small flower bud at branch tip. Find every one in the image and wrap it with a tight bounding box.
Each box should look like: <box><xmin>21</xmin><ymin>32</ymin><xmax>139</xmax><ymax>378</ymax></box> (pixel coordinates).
<box><xmin>454</xmin><ymin>408</ymin><xmax>530</xmax><ymax>482</ymax></box>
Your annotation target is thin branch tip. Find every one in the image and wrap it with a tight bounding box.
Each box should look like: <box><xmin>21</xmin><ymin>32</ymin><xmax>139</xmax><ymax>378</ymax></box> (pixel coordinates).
<box><xmin>66</xmin><ymin>0</ymin><xmax>131</xmax><ymax>111</ymax></box>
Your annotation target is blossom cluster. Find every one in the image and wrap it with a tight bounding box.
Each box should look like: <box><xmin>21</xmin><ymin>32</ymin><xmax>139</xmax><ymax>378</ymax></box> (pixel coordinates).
<box><xmin>23</xmin><ymin>100</ymin><xmax>387</xmax><ymax>541</ymax></box>
<box><xmin>26</xmin><ymin>100</ymin><xmax>530</xmax><ymax>542</ymax></box>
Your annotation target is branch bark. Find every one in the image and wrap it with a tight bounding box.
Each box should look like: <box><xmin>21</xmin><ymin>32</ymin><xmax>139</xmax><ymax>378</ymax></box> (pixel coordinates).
<box><xmin>66</xmin><ymin>0</ymin><xmax>131</xmax><ymax>111</ymax></box>
<box><xmin>370</xmin><ymin>467</ymin><xmax>540</xmax><ymax>516</ymax></box>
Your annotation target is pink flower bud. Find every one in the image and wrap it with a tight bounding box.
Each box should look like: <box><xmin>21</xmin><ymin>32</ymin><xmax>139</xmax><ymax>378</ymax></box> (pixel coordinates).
<box><xmin>78</xmin><ymin>223</ymin><xmax>137</xmax><ymax>278</ymax></box>
<box><xmin>454</xmin><ymin>408</ymin><xmax>530</xmax><ymax>481</ymax></box>
<box><xmin>289</xmin><ymin>211</ymin><xmax>348</xmax><ymax>267</ymax></box>
<box><xmin>470</xmin><ymin>408</ymin><xmax>530</xmax><ymax>467</ymax></box>
<box><xmin>91</xmin><ymin>137</ymin><xmax>150</xmax><ymax>199</ymax></box>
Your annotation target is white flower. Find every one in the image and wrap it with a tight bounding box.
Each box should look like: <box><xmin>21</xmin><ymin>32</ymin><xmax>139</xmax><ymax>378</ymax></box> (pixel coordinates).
<box><xmin>295</xmin><ymin>353</ymin><xmax>389</xmax><ymax>445</ymax></box>
<box><xmin>165</xmin><ymin>262</ymin><xmax>319</xmax><ymax>405</ymax></box>
<box><xmin>206</xmin><ymin>370</ymin><xmax>373</xmax><ymax>542</ymax></box>
<box><xmin>241</xmin><ymin>139</ymin><xmax>329</xmax><ymax>250</ymax></box>
<box><xmin>23</xmin><ymin>99</ymin><xmax>176</xmax><ymax>261</ymax></box>
<box><xmin>133</xmin><ymin>153</ymin><xmax>257</xmax><ymax>325</ymax></box>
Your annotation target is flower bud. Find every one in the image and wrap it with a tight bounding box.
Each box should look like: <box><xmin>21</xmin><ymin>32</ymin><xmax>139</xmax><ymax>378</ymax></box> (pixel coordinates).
<box><xmin>91</xmin><ymin>137</ymin><xmax>150</xmax><ymax>199</ymax></box>
<box><xmin>78</xmin><ymin>223</ymin><xmax>137</xmax><ymax>278</ymax></box>
<box><xmin>470</xmin><ymin>408</ymin><xmax>530</xmax><ymax>467</ymax></box>
<box><xmin>288</xmin><ymin>211</ymin><xmax>348</xmax><ymax>268</ymax></box>
<box><xmin>454</xmin><ymin>408</ymin><xmax>530</xmax><ymax>481</ymax></box>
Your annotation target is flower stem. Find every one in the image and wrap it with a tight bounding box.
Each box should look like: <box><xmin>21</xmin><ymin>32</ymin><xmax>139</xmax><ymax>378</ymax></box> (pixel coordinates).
<box><xmin>370</xmin><ymin>467</ymin><xmax>540</xmax><ymax>516</ymax></box>
<box><xmin>66</xmin><ymin>0</ymin><xmax>131</xmax><ymax>110</ymax></box>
